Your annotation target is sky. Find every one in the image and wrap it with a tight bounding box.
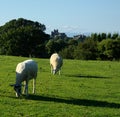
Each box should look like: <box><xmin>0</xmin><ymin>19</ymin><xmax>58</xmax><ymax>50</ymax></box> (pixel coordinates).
<box><xmin>0</xmin><ymin>0</ymin><xmax>120</xmax><ymax>36</ymax></box>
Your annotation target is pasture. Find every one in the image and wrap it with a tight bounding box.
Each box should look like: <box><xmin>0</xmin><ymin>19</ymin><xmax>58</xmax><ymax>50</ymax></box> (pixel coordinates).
<box><xmin>0</xmin><ymin>55</ymin><xmax>120</xmax><ymax>117</ymax></box>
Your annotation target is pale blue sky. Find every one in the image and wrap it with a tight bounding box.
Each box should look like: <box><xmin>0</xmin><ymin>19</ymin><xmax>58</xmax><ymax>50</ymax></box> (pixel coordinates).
<box><xmin>0</xmin><ymin>0</ymin><xmax>120</xmax><ymax>35</ymax></box>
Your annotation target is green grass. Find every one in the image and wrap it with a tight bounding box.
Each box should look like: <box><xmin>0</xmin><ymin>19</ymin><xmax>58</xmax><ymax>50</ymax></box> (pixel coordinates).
<box><xmin>0</xmin><ymin>55</ymin><xmax>120</xmax><ymax>117</ymax></box>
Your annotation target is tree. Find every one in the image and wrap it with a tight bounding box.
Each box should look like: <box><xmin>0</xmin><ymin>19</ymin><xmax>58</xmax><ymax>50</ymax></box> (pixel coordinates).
<box><xmin>59</xmin><ymin>45</ymin><xmax>75</xmax><ymax>59</ymax></box>
<box><xmin>68</xmin><ymin>39</ymin><xmax>78</xmax><ymax>46</ymax></box>
<box><xmin>91</xmin><ymin>33</ymin><xmax>97</xmax><ymax>41</ymax></box>
<box><xmin>111</xmin><ymin>40</ymin><xmax>120</xmax><ymax>60</ymax></box>
<box><xmin>46</xmin><ymin>39</ymin><xmax>66</xmax><ymax>56</ymax></box>
<box><xmin>46</xmin><ymin>40</ymin><xmax>57</xmax><ymax>55</ymax></box>
<box><xmin>101</xmin><ymin>33</ymin><xmax>107</xmax><ymax>40</ymax></box>
<box><xmin>107</xmin><ymin>33</ymin><xmax>111</xmax><ymax>38</ymax></box>
<box><xmin>112</xmin><ymin>33</ymin><xmax>119</xmax><ymax>39</ymax></box>
<box><xmin>98</xmin><ymin>39</ymin><xmax>120</xmax><ymax>60</ymax></box>
<box><xmin>0</xmin><ymin>18</ymin><xmax>50</xmax><ymax>57</ymax></box>
<box><xmin>74</xmin><ymin>39</ymin><xmax>98</xmax><ymax>60</ymax></box>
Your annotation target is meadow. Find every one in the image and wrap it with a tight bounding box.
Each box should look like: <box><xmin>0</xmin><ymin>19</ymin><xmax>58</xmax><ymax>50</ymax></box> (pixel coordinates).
<box><xmin>0</xmin><ymin>55</ymin><xmax>120</xmax><ymax>117</ymax></box>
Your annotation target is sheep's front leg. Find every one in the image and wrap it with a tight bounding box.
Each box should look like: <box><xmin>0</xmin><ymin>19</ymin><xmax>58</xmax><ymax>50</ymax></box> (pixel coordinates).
<box><xmin>59</xmin><ymin>68</ymin><xmax>61</xmax><ymax>75</ymax></box>
<box><xmin>51</xmin><ymin>65</ymin><xmax>53</xmax><ymax>74</ymax></box>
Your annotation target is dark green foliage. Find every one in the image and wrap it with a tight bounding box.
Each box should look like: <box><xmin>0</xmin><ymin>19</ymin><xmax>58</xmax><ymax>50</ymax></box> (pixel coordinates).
<box><xmin>59</xmin><ymin>45</ymin><xmax>75</xmax><ymax>59</ymax></box>
<box><xmin>74</xmin><ymin>39</ymin><xmax>98</xmax><ymax>60</ymax></box>
<box><xmin>68</xmin><ymin>39</ymin><xmax>78</xmax><ymax>46</ymax></box>
<box><xmin>0</xmin><ymin>18</ymin><xmax>120</xmax><ymax>60</ymax></box>
<box><xmin>46</xmin><ymin>39</ymin><xmax>67</xmax><ymax>56</ymax></box>
<box><xmin>112</xmin><ymin>33</ymin><xmax>119</xmax><ymax>39</ymax></box>
<box><xmin>98</xmin><ymin>39</ymin><xmax>120</xmax><ymax>60</ymax></box>
<box><xmin>59</xmin><ymin>33</ymin><xmax>120</xmax><ymax>60</ymax></box>
<box><xmin>0</xmin><ymin>18</ymin><xmax>50</xmax><ymax>57</ymax></box>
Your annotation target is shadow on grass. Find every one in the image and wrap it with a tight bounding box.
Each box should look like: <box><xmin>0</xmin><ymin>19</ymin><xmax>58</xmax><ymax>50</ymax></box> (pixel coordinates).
<box><xmin>65</xmin><ymin>74</ymin><xmax>111</xmax><ymax>79</ymax></box>
<box><xmin>26</xmin><ymin>94</ymin><xmax>120</xmax><ymax>108</ymax></box>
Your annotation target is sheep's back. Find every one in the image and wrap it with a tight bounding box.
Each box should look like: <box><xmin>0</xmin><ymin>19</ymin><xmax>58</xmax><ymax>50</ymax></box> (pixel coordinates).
<box><xmin>16</xmin><ymin>60</ymin><xmax>38</xmax><ymax>81</ymax></box>
<box><xmin>50</xmin><ymin>53</ymin><xmax>63</xmax><ymax>69</ymax></box>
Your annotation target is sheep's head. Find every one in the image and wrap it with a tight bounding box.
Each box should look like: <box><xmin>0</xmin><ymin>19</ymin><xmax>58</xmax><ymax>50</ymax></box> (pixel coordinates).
<box><xmin>53</xmin><ymin>69</ymin><xmax>57</xmax><ymax>75</ymax></box>
<box><xmin>10</xmin><ymin>84</ymin><xmax>22</xmax><ymax>97</ymax></box>
<box><xmin>14</xmin><ymin>84</ymin><xmax>22</xmax><ymax>97</ymax></box>
<box><xmin>53</xmin><ymin>70</ymin><xmax>56</xmax><ymax>75</ymax></box>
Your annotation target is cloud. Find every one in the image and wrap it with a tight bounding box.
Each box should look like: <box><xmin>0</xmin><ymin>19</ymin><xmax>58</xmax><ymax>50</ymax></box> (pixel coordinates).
<box><xmin>60</xmin><ymin>26</ymin><xmax>80</xmax><ymax>32</ymax></box>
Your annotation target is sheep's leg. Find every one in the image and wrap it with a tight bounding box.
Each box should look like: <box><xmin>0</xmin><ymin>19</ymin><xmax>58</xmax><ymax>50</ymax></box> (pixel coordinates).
<box><xmin>22</xmin><ymin>81</ymin><xmax>26</xmax><ymax>94</ymax></box>
<box><xmin>59</xmin><ymin>68</ymin><xmax>61</xmax><ymax>75</ymax></box>
<box><xmin>59</xmin><ymin>70</ymin><xmax>61</xmax><ymax>75</ymax></box>
<box><xmin>51</xmin><ymin>65</ymin><xmax>54</xmax><ymax>74</ymax></box>
<box><xmin>25</xmin><ymin>81</ymin><xmax>28</xmax><ymax>96</ymax></box>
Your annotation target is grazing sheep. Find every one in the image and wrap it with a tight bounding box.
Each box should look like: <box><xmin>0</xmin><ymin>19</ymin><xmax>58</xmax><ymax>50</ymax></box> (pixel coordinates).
<box><xmin>50</xmin><ymin>53</ymin><xmax>63</xmax><ymax>75</ymax></box>
<box><xmin>11</xmin><ymin>59</ymin><xmax>38</xmax><ymax>97</ymax></box>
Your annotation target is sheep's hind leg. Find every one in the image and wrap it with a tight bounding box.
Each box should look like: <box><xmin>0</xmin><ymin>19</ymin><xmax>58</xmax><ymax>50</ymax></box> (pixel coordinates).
<box><xmin>23</xmin><ymin>81</ymin><xmax>29</xmax><ymax>96</ymax></box>
<box><xmin>22</xmin><ymin>81</ymin><xmax>26</xmax><ymax>94</ymax></box>
<box><xmin>25</xmin><ymin>81</ymin><xmax>29</xmax><ymax>96</ymax></box>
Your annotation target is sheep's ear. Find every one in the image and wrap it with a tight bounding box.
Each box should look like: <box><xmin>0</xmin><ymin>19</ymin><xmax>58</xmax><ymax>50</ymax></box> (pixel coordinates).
<box><xmin>9</xmin><ymin>84</ymin><xmax>15</xmax><ymax>87</ymax></box>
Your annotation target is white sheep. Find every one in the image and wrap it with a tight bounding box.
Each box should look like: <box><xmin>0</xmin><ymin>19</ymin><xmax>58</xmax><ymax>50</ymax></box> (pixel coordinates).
<box><xmin>11</xmin><ymin>59</ymin><xmax>38</xmax><ymax>97</ymax></box>
<box><xmin>50</xmin><ymin>53</ymin><xmax>63</xmax><ymax>75</ymax></box>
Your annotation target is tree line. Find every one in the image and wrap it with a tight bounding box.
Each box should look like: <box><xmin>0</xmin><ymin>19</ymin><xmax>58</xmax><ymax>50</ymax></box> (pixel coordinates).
<box><xmin>0</xmin><ymin>18</ymin><xmax>120</xmax><ymax>60</ymax></box>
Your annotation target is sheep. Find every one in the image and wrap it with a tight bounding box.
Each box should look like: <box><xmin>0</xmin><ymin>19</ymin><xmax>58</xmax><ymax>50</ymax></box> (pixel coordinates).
<box><xmin>10</xmin><ymin>59</ymin><xmax>38</xmax><ymax>97</ymax></box>
<box><xmin>50</xmin><ymin>53</ymin><xmax>63</xmax><ymax>75</ymax></box>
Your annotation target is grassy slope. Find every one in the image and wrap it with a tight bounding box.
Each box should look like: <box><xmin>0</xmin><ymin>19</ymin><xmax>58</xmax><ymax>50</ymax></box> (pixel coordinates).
<box><xmin>0</xmin><ymin>56</ymin><xmax>120</xmax><ymax>117</ymax></box>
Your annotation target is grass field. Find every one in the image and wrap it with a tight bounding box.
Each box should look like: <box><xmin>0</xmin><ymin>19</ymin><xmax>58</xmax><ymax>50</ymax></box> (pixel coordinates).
<box><xmin>0</xmin><ymin>55</ymin><xmax>120</xmax><ymax>117</ymax></box>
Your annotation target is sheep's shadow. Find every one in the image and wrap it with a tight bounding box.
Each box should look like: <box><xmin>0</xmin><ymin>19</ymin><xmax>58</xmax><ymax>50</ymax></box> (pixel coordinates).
<box><xmin>27</xmin><ymin>94</ymin><xmax>120</xmax><ymax>108</ymax></box>
<box><xmin>65</xmin><ymin>74</ymin><xmax>111</xmax><ymax>79</ymax></box>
